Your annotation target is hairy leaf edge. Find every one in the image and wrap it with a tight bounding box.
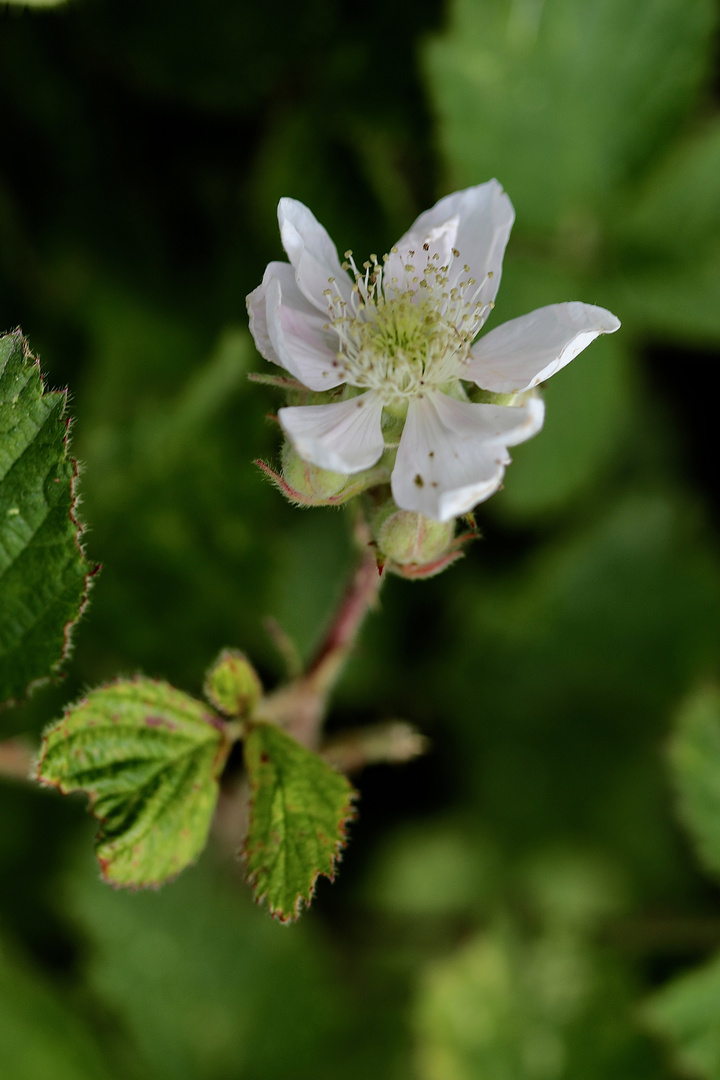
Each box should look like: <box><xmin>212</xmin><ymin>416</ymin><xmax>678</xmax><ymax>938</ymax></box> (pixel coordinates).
<box><xmin>241</xmin><ymin>728</ymin><xmax>358</xmax><ymax>923</ymax></box>
<box><xmin>34</xmin><ymin>675</ymin><xmax>231</xmax><ymax>889</ymax></box>
<box><xmin>0</xmin><ymin>328</ymin><xmax>100</xmax><ymax>710</ymax></box>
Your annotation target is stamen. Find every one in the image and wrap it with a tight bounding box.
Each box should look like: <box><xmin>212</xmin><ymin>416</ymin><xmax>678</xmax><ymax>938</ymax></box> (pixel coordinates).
<box><xmin>326</xmin><ymin>239</ymin><xmax>492</xmax><ymax>400</ymax></box>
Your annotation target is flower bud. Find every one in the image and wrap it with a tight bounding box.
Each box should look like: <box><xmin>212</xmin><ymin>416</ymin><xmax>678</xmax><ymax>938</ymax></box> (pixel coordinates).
<box><xmin>281</xmin><ymin>441</ymin><xmax>348</xmax><ymax>501</ymax></box>
<box><xmin>204</xmin><ymin>649</ymin><xmax>263</xmax><ymax>717</ymax></box>
<box><xmin>375</xmin><ymin>508</ymin><xmax>455</xmax><ymax>566</ymax></box>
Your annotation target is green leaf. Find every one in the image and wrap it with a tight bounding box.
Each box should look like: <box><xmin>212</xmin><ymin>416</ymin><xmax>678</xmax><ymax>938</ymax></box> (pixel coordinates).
<box><xmin>65</xmin><ymin>856</ymin><xmax>402</xmax><ymax>1080</ymax></box>
<box><xmin>243</xmin><ymin>722</ymin><xmax>356</xmax><ymax>921</ymax></box>
<box><xmin>37</xmin><ymin>677</ymin><xmax>230</xmax><ymax>887</ymax></box>
<box><xmin>643</xmin><ymin>953</ymin><xmax>720</xmax><ymax>1080</ymax></box>
<box><xmin>617</xmin><ymin>248</ymin><xmax>720</xmax><ymax>345</ymax></box>
<box><xmin>623</xmin><ymin>119</ymin><xmax>720</xmax><ymax>259</ymax></box>
<box><xmin>495</xmin><ymin>327</ymin><xmax>632</xmax><ymax>521</ymax></box>
<box><xmin>425</xmin><ymin>0</ymin><xmax>717</xmax><ymax>231</ymax></box>
<box><xmin>0</xmin><ymin>330</ymin><xmax>93</xmax><ymax>709</ymax></box>
<box><xmin>669</xmin><ymin>686</ymin><xmax>720</xmax><ymax>880</ymax></box>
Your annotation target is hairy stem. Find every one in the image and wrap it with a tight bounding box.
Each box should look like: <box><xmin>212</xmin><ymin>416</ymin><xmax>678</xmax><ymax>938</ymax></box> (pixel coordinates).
<box><xmin>306</xmin><ymin>527</ymin><xmax>384</xmax><ymax>699</ymax></box>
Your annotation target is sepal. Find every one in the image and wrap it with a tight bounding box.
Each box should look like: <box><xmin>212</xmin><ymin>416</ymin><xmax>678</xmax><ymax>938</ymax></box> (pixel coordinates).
<box><xmin>255</xmin><ymin>457</ymin><xmax>389</xmax><ymax>507</ymax></box>
<box><xmin>281</xmin><ymin>441</ymin><xmax>349</xmax><ymax>500</ymax></box>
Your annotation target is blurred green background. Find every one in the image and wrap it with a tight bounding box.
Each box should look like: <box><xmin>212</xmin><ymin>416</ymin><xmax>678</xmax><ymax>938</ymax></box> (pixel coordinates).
<box><xmin>3</xmin><ymin>0</ymin><xmax>720</xmax><ymax>1076</ymax></box>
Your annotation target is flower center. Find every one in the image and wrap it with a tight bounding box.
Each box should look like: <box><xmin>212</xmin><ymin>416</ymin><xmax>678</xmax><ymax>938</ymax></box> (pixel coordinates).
<box><xmin>323</xmin><ymin>245</ymin><xmax>493</xmax><ymax>402</ymax></box>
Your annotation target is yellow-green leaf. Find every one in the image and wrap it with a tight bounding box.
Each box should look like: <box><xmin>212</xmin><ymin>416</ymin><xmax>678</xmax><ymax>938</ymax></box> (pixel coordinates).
<box><xmin>243</xmin><ymin>722</ymin><xmax>355</xmax><ymax>921</ymax></box>
<box><xmin>37</xmin><ymin>677</ymin><xmax>229</xmax><ymax>887</ymax></box>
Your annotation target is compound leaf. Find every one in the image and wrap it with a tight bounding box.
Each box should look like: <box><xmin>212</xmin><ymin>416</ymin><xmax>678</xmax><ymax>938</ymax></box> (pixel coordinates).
<box><xmin>37</xmin><ymin>677</ymin><xmax>230</xmax><ymax>887</ymax></box>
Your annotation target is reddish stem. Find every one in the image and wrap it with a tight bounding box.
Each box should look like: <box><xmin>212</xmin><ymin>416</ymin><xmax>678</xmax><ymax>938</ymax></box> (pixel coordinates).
<box><xmin>259</xmin><ymin>525</ymin><xmax>384</xmax><ymax>749</ymax></box>
<box><xmin>306</xmin><ymin>541</ymin><xmax>384</xmax><ymax>696</ymax></box>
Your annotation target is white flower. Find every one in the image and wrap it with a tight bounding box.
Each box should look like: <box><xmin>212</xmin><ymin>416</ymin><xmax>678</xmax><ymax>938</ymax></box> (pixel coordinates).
<box><xmin>247</xmin><ymin>181</ymin><xmax>620</xmax><ymax>523</ymax></box>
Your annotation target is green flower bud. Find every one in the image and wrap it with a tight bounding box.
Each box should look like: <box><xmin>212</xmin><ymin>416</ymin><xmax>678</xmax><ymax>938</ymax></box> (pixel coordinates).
<box><xmin>375</xmin><ymin>508</ymin><xmax>455</xmax><ymax>566</ymax></box>
<box><xmin>204</xmin><ymin>649</ymin><xmax>263</xmax><ymax>718</ymax></box>
<box><xmin>281</xmin><ymin>442</ymin><xmax>348</xmax><ymax>500</ymax></box>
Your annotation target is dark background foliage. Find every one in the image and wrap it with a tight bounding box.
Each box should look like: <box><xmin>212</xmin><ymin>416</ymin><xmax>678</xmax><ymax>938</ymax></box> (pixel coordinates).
<box><xmin>2</xmin><ymin>0</ymin><xmax>720</xmax><ymax>1076</ymax></box>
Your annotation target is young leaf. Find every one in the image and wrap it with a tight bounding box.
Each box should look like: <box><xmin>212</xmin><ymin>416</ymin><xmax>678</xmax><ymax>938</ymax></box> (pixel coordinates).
<box><xmin>0</xmin><ymin>330</ymin><xmax>93</xmax><ymax>710</ymax></box>
<box><xmin>243</xmin><ymin>722</ymin><xmax>356</xmax><ymax>921</ymax></box>
<box><xmin>669</xmin><ymin>686</ymin><xmax>720</xmax><ymax>880</ymax></box>
<box><xmin>37</xmin><ymin>677</ymin><xmax>230</xmax><ymax>887</ymax></box>
<box><xmin>204</xmin><ymin>648</ymin><xmax>263</xmax><ymax>718</ymax></box>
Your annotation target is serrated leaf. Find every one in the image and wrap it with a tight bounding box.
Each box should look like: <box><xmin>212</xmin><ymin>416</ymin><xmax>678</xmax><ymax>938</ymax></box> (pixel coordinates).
<box><xmin>0</xmin><ymin>330</ymin><xmax>93</xmax><ymax>710</ymax></box>
<box><xmin>37</xmin><ymin>677</ymin><xmax>229</xmax><ymax>887</ymax></box>
<box><xmin>643</xmin><ymin>953</ymin><xmax>720</xmax><ymax>1080</ymax></box>
<box><xmin>243</xmin><ymin>722</ymin><xmax>355</xmax><ymax>921</ymax></box>
<box><xmin>669</xmin><ymin>686</ymin><xmax>720</xmax><ymax>880</ymax></box>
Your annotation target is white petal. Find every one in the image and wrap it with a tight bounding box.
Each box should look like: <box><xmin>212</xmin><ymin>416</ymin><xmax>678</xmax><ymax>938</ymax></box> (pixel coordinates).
<box><xmin>391</xmin><ymin>391</ymin><xmax>545</xmax><ymax>522</ymax></box>
<box><xmin>264</xmin><ymin>266</ymin><xmax>346</xmax><ymax>391</ymax></box>
<box><xmin>467</xmin><ymin>302</ymin><xmax>621</xmax><ymax>394</ymax></box>
<box><xmin>279</xmin><ymin>392</ymin><xmax>385</xmax><ymax>474</ymax></box>
<box><xmin>247</xmin><ymin>262</ymin><xmax>284</xmax><ymax>365</ymax></box>
<box><xmin>383</xmin><ymin>218</ymin><xmax>459</xmax><ymax>296</ymax></box>
<box><xmin>278</xmin><ymin>198</ymin><xmax>352</xmax><ymax>312</ymax></box>
<box><xmin>391</xmin><ymin>181</ymin><xmax>514</xmax><ymax>309</ymax></box>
